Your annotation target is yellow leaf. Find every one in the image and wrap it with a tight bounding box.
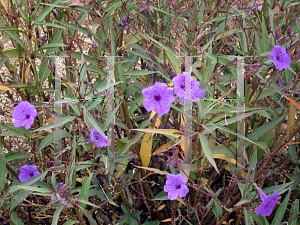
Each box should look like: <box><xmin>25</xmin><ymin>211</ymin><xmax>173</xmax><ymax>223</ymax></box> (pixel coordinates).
<box><xmin>287</xmin><ymin>103</ymin><xmax>295</xmax><ymax>138</ymax></box>
<box><xmin>155</xmin><ymin>115</ymin><xmax>162</xmax><ymax>128</ymax></box>
<box><xmin>131</xmin><ymin>128</ymin><xmax>181</xmax><ymax>138</ymax></box>
<box><xmin>212</xmin><ymin>153</ymin><xmax>242</xmax><ymax>167</ymax></box>
<box><xmin>140</xmin><ymin>132</ymin><xmax>153</xmax><ymax>169</ymax></box>
<box><xmin>86</xmin><ymin>167</ymin><xmax>91</xmax><ymax>176</ymax></box>
<box><xmin>62</xmin><ymin>82</ymin><xmax>77</xmax><ymax>94</ymax></box>
<box><xmin>153</xmin><ymin>141</ymin><xmax>173</xmax><ymax>154</ymax></box>
<box><xmin>0</xmin><ymin>86</ymin><xmax>15</xmax><ymax>92</ymax></box>
<box><xmin>284</xmin><ymin>95</ymin><xmax>300</xmax><ymax>111</ymax></box>
<box><xmin>23</xmin><ymin>63</ymin><xmax>31</xmax><ymax>83</ymax></box>
<box><xmin>0</xmin><ymin>0</ymin><xmax>8</xmax><ymax>13</ymax></box>
<box><xmin>157</xmin><ymin>204</ymin><xmax>165</xmax><ymax>211</ymax></box>
<box><xmin>76</xmin><ymin>178</ymin><xmax>83</xmax><ymax>183</ymax></box>
<box><xmin>149</xmin><ymin>110</ymin><xmax>156</xmax><ymax>121</ymax></box>
<box><xmin>161</xmin><ymin>218</ymin><xmax>178</xmax><ymax>223</ymax></box>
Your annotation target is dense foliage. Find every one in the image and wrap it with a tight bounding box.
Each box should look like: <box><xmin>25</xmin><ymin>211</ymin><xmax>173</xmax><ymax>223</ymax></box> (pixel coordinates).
<box><xmin>0</xmin><ymin>0</ymin><xmax>299</xmax><ymax>224</ymax></box>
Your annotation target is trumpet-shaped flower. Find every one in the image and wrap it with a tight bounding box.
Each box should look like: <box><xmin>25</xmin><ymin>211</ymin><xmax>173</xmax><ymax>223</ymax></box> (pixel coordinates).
<box><xmin>18</xmin><ymin>165</ymin><xmax>41</xmax><ymax>186</ymax></box>
<box><xmin>266</xmin><ymin>45</ymin><xmax>291</xmax><ymax>70</ymax></box>
<box><xmin>142</xmin><ymin>82</ymin><xmax>175</xmax><ymax>115</ymax></box>
<box><xmin>164</xmin><ymin>173</ymin><xmax>189</xmax><ymax>200</ymax></box>
<box><xmin>12</xmin><ymin>101</ymin><xmax>38</xmax><ymax>130</ymax></box>
<box><xmin>88</xmin><ymin>128</ymin><xmax>107</xmax><ymax>147</ymax></box>
<box><xmin>255</xmin><ymin>186</ymin><xmax>281</xmax><ymax>217</ymax></box>
<box><xmin>172</xmin><ymin>72</ymin><xmax>205</xmax><ymax>102</ymax></box>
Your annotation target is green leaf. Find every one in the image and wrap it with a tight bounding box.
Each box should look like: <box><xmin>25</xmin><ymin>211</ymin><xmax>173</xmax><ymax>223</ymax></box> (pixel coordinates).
<box><xmin>165</xmin><ymin>50</ymin><xmax>181</xmax><ymax>75</ymax></box>
<box><xmin>12</xmin><ymin>169</ymin><xmax>50</xmax><ymax>192</ymax></box>
<box><xmin>0</xmin><ymin>153</ymin><xmax>6</xmax><ymax>190</ymax></box>
<box><xmin>34</xmin><ymin>22</ymin><xmax>67</xmax><ymax>29</ymax></box>
<box><xmin>215</xmin><ymin>29</ymin><xmax>242</xmax><ymax>41</ymax></box>
<box><xmin>244</xmin><ymin>209</ymin><xmax>254</xmax><ymax>225</ymax></box>
<box><xmin>63</xmin><ymin>219</ymin><xmax>78</xmax><ymax>225</ymax></box>
<box><xmin>261</xmin><ymin>17</ymin><xmax>269</xmax><ymax>52</ymax></box>
<box><xmin>210</xmin><ymin>123</ymin><xmax>266</xmax><ymax>150</ymax></box>
<box><xmin>34</xmin><ymin>0</ymin><xmax>63</xmax><ymax>27</ymax></box>
<box><xmin>212</xmin><ymin>199</ymin><xmax>222</xmax><ymax>221</ymax></box>
<box><xmin>4</xmin><ymin>31</ymin><xmax>25</xmax><ymax>49</ymax></box>
<box><xmin>134</xmin><ymin>165</ymin><xmax>168</xmax><ymax>175</ymax></box>
<box><xmin>143</xmin><ymin>221</ymin><xmax>159</xmax><ymax>225</ymax></box>
<box><xmin>271</xmin><ymin>190</ymin><xmax>290</xmax><ymax>225</ymax></box>
<box><xmin>289</xmin><ymin>199</ymin><xmax>299</xmax><ymax>225</ymax></box>
<box><xmin>77</xmin><ymin>199</ymin><xmax>100</xmax><ymax>209</ymax></box>
<box><xmin>82</xmin><ymin>106</ymin><xmax>106</xmax><ymax>138</ymax></box>
<box><xmin>58</xmin><ymin>21</ymin><xmax>91</xmax><ymax>35</ymax></box>
<box><xmin>33</xmin><ymin>116</ymin><xmax>76</xmax><ymax>132</ymax></box>
<box><xmin>198</xmin><ymin>133</ymin><xmax>219</xmax><ymax>173</ymax></box>
<box><xmin>0</xmin><ymin>124</ymin><xmax>26</xmax><ymax>137</ymax></box>
<box><xmin>52</xmin><ymin>204</ymin><xmax>64</xmax><ymax>225</ymax></box>
<box><xmin>81</xmin><ymin>208</ymin><xmax>97</xmax><ymax>225</ymax></box>
<box><xmin>38</xmin><ymin>43</ymin><xmax>66</xmax><ymax>51</ymax></box>
<box><xmin>0</xmin><ymin>56</ymin><xmax>8</xmax><ymax>69</ymax></box>
<box><xmin>245</xmin><ymin>114</ymin><xmax>287</xmax><ymax>148</ymax></box>
<box><xmin>117</xmin><ymin>133</ymin><xmax>143</xmax><ymax>156</ymax></box>
<box><xmin>234</xmin><ymin>199</ymin><xmax>251</xmax><ymax>207</ymax></box>
<box><xmin>5</xmin><ymin>152</ymin><xmax>30</xmax><ymax>163</ymax></box>
<box><xmin>38</xmin><ymin>134</ymin><xmax>53</xmax><ymax>153</ymax></box>
<box><xmin>78</xmin><ymin>177</ymin><xmax>91</xmax><ymax>209</ymax></box>
<box><xmin>17</xmin><ymin>185</ymin><xmax>51</xmax><ymax>193</ymax></box>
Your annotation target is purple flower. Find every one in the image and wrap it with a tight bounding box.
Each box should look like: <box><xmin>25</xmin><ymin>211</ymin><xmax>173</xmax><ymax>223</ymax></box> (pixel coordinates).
<box><xmin>88</xmin><ymin>128</ymin><xmax>107</xmax><ymax>147</ymax></box>
<box><xmin>275</xmin><ymin>29</ymin><xmax>281</xmax><ymax>40</ymax></box>
<box><xmin>12</xmin><ymin>101</ymin><xmax>38</xmax><ymax>130</ymax></box>
<box><xmin>255</xmin><ymin>0</ymin><xmax>259</xmax><ymax>9</ymax></box>
<box><xmin>41</xmin><ymin>35</ymin><xmax>48</xmax><ymax>41</ymax></box>
<box><xmin>121</xmin><ymin>16</ymin><xmax>129</xmax><ymax>30</ymax></box>
<box><xmin>167</xmin><ymin>66</ymin><xmax>175</xmax><ymax>80</ymax></box>
<box><xmin>287</xmin><ymin>26</ymin><xmax>291</xmax><ymax>37</ymax></box>
<box><xmin>255</xmin><ymin>186</ymin><xmax>280</xmax><ymax>217</ymax></box>
<box><xmin>51</xmin><ymin>183</ymin><xmax>70</xmax><ymax>206</ymax></box>
<box><xmin>172</xmin><ymin>72</ymin><xmax>205</xmax><ymax>102</ymax></box>
<box><xmin>266</xmin><ymin>45</ymin><xmax>291</xmax><ymax>70</ymax></box>
<box><xmin>277</xmin><ymin>80</ymin><xmax>285</xmax><ymax>87</ymax></box>
<box><xmin>235</xmin><ymin>0</ymin><xmax>243</xmax><ymax>8</ymax></box>
<box><xmin>140</xmin><ymin>0</ymin><xmax>151</xmax><ymax>15</ymax></box>
<box><xmin>142</xmin><ymin>82</ymin><xmax>175</xmax><ymax>115</ymax></box>
<box><xmin>92</xmin><ymin>39</ymin><xmax>98</xmax><ymax>48</ymax></box>
<box><xmin>18</xmin><ymin>165</ymin><xmax>41</xmax><ymax>186</ymax></box>
<box><xmin>164</xmin><ymin>173</ymin><xmax>189</xmax><ymax>200</ymax></box>
<box><xmin>167</xmin><ymin>156</ymin><xmax>183</xmax><ymax>170</ymax></box>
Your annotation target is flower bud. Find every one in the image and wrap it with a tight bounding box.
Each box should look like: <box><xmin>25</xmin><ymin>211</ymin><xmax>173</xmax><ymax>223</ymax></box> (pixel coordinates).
<box><xmin>287</xmin><ymin>26</ymin><xmax>291</xmax><ymax>37</ymax></box>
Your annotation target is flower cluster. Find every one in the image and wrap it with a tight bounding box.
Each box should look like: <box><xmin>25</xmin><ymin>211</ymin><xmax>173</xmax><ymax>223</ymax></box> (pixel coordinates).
<box><xmin>121</xmin><ymin>16</ymin><xmax>129</xmax><ymax>30</ymax></box>
<box><xmin>142</xmin><ymin>72</ymin><xmax>205</xmax><ymax>115</ymax></box>
<box><xmin>51</xmin><ymin>183</ymin><xmax>70</xmax><ymax>206</ymax></box>
<box><xmin>18</xmin><ymin>165</ymin><xmax>41</xmax><ymax>186</ymax></box>
<box><xmin>12</xmin><ymin>101</ymin><xmax>38</xmax><ymax>130</ymax></box>
<box><xmin>88</xmin><ymin>128</ymin><xmax>107</xmax><ymax>147</ymax></box>
<box><xmin>164</xmin><ymin>173</ymin><xmax>189</xmax><ymax>200</ymax></box>
<box><xmin>172</xmin><ymin>72</ymin><xmax>205</xmax><ymax>102</ymax></box>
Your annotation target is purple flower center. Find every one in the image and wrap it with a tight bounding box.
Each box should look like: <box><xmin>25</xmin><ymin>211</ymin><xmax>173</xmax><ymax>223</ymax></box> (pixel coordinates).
<box><xmin>176</xmin><ymin>184</ymin><xmax>181</xmax><ymax>189</ymax></box>
<box><xmin>180</xmin><ymin>84</ymin><xmax>185</xmax><ymax>89</ymax></box>
<box><xmin>30</xmin><ymin>172</ymin><xmax>34</xmax><ymax>177</ymax></box>
<box><xmin>154</xmin><ymin>94</ymin><xmax>161</xmax><ymax>101</ymax></box>
<box><xmin>26</xmin><ymin>114</ymin><xmax>30</xmax><ymax>119</ymax></box>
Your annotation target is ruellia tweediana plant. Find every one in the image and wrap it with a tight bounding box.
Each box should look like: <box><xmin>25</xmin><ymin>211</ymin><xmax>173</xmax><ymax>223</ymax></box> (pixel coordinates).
<box><xmin>0</xmin><ymin>0</ymin><xmax>299</xmax><ymax>224</ymax></box>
